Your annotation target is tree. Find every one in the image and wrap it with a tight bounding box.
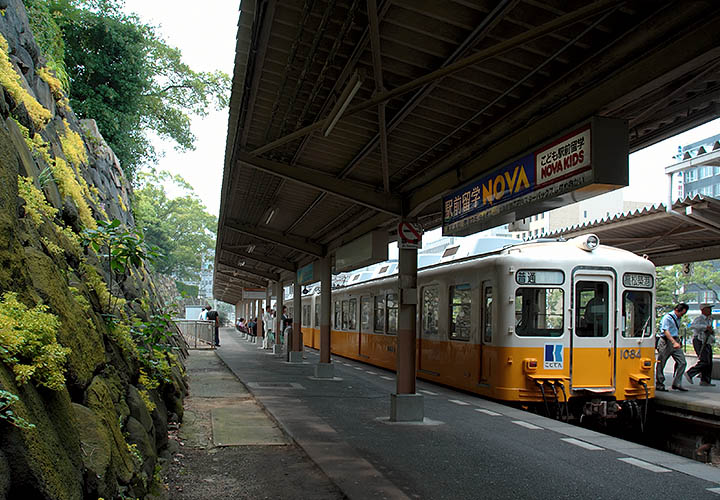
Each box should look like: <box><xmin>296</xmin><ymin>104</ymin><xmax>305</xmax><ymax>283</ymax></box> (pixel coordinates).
<box><xmin>133</xmin><ymin>170</ymin><xmax>216</xmax><ymax>282</ymax></box>
<box><xmin>655</xmin><ymin>261</ymin><xmax>720</xmax><ymax>314</ymax></box>
<box><xmin>23</xmin><ymin>0</ymin><xmax>230</xmax><ymax>179</ymax></box>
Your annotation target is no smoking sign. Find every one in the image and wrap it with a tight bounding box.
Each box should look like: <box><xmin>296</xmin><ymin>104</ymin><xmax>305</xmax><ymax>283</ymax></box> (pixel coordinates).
<box><xmin>397</xmin><ymin>221</ymin><xmax>422</xmax><ymax>249</ymax></box>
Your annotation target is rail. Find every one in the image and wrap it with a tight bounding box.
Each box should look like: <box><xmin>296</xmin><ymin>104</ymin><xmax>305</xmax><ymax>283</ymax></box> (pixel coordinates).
<box><xmin>174</xmin><ymin>320</ymin><xmax>215</xmax><ymax>349</ymax></box>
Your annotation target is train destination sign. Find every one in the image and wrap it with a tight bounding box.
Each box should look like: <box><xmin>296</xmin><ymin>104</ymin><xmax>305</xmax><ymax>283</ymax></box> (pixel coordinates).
<box><xmin>442</xmin><ymin>117</ymin><xmax>628</xmax><ymax>236</ymax></box>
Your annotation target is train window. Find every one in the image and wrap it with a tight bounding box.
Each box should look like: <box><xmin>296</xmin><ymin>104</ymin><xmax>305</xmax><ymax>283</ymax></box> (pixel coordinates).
<box><xmin>449</xmin><ymin>284</ymin><xmax>472</xmax><ymax>341</ymax></box>
<box><xmin>342</xmin><ymin>300</ymin><xmax>349</xmax><ymax>329</ymax></box>
<box><xmin>515</xmin><ymin>288</ymin><xmax>564</xmax><ymax>337</ymax></box>
<box><xmin>422</xmin><ymin>286</ymin><xmax>439</xmax><ymax>336</ymax></box>
<box><xmin>302</xmin><ymin>305</ymin><xmax>311</xmax><ymax>327</ymax></box>
<box><xmin>443</xmin><ymin>246</ymin><xmax>459</xmax><ymax>258</ymax></box>
<box><xmin>361</xmin><ymin>297</ymin><xmax>372</xmax><ymax>332</ymax></box>
<box><xmin>483</xmin><ymin>286</ymin><xmax>493</xmax><ymax>343</ymax></box>
<box><xmin>334</xmin><ymin>301</ymin><xmax>341</xmax><ymax>329</ymax></box>
<box><xmin>348</xmin><ymin>298</ymin><xmax>357</xmax><ymax>330</ymax></box>
<box><xmin>374</xmin><ymin>296</ymin><xmax>385</xmax><ymax>333</ymax></box>
<box><xmin>575</xmin><ymin>282</ymin><xmax>608</xmax><ymax>337</ymax></box>
<box><xmin>315</xmin><ymin>301</ymin><xmax>320</xmax><ymax>328</ymax></box>
<box><xmin>387</xmin><ymin>293</ymin><xmax>398</xmax><ymax>334</ymax></box>
<box><xmin>622</xmin><ymin>291</ymin><xmax>652</xmax><ymax>338</ymax></box>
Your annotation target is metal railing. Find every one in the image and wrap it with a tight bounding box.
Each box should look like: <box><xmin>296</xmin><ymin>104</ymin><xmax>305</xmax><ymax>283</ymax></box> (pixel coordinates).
<box><xmin>174</xmin><ymin>320</ymin><xmax>215</xmax><ymax>349</ymax></box>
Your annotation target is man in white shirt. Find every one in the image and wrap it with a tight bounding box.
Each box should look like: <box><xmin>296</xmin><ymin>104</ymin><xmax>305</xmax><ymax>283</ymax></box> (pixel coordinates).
<box><xmin>686</xmin><ymin>303</ymin><xmax>716</xmax><ymax>386</ymax></box>
<box><xmin>198</xmin><ymin>305</ymin><xmax>209</xmax><ymax>321</ymax></box>
<box><xmin>262</xmin><ymin>306</ymin><xmax>274</xmax><ymax>349</ymax></box>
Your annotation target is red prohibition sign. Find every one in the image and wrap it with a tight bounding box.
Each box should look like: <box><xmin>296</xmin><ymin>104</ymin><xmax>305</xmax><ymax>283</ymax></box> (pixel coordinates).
<box><xmin>398</xmin><ymin>221</ymin><xmax>421</xmax><ymax>243</ymax></box>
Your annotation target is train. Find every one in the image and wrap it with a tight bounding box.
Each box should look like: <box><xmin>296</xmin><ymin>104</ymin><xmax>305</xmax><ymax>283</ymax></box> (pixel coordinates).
<box><xmin>297</xmin><ymin>234</ymin><xmax>656</xmax><ymax>423</ymax></box>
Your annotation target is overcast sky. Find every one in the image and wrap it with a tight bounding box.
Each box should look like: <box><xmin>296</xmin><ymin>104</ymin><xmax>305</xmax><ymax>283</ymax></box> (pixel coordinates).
<box><xmin>122</xmin><ymin>1</ymin><xmax>719</xmax><ymax>220</ymax></box>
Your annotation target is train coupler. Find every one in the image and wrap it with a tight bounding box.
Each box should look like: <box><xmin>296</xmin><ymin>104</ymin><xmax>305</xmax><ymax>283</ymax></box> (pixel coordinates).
<box><xmin>582</xmin><ymin>399</ymin><xmax>620</xmax><ymax>419</ymax></box>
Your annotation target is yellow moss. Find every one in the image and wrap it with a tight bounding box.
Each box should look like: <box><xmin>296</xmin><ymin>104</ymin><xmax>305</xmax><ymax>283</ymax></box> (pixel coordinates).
<box><xmin>0</xmin><ymin>292</ymin><xmax>71</xmax><ymax>390</ymax></box>
<box><xmin>80</xmin><ymin>261</ymin><xmax>126</xmax><ymax>314</ymax></box>
<box><xmin>117</xmin><ymin>193</ymin><xmax>127</xmax><ymax>212</ymax></box>
<box><xmin>0</xmin><ymin>34</ymin><xmax>51</xmax><ymax>128</ymax></box>
<box><xmin>53</xmin><ymin>224</ymin><xmax>83</xmax><ymax>256</ymax></box>
<box><xmin>59</xmin><ymin>119</ymin><xmax>88</xmax><ymax>167</ymax></box>
<box><xmin>40</xmin><ymin>236</ymin><xmax>63</xmax><ymax>258</ymax></box>
<box><xmin>17</xmin><ymin>175</ymin><xmax>57</xmax><ymax>225</ymax></box>
<box><xmin>52</xmin><ymin>156</ymin><xmax>96</xmax><ymax>229</ymax></box>
<box><xmin>138</xmin><ymin>369</ymin><xmax>157</xmax><ymax>413</ymax></box>
<box><xmin>107</xmin><ymin>320</ymin><xmax>139</xmax><ymax>359</ymax></box>
<box><xmin>36</xmin><ymin>67</ymin><xmax>69</xmax><ymax>109</ymax></box>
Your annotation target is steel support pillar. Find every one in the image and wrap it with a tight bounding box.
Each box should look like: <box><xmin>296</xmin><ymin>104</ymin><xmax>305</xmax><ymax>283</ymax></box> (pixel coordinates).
<box><xmin>391</xmin><ymin>246</ymin><xmax>423</xmax><ymax>422</ymax></box>
<box><xmin>289</xmin><ymin>280</ymin><xmax>303</xmax><ymax>362</ymax></box>
<box><xmin>257</xmin><ymin>298</ymin><xmax>263</xmax><ymax>345</ymax></box>
<box><xmin>315</xmin><ymin>255</ymin><xmax>334</xmax><ymax>378</ymax></box>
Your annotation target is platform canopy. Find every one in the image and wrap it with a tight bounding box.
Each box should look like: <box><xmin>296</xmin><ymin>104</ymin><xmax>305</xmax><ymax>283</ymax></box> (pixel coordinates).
<box><xmin>544</xmin><ymin>196</ymin><xmax>720</xmax><ymax>266</ymax></box>
<box><xmin>215</xmin><ymin>0</ymin><xmax>720</xmax><ymax>303</ymax></box>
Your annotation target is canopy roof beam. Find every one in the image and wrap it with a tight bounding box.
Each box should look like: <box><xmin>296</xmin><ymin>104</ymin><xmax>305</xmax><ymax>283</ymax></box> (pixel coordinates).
<box><xmin>226</xmin><ymin>220</ymin><xmax>325</xmax><ymax>258</ymax></box>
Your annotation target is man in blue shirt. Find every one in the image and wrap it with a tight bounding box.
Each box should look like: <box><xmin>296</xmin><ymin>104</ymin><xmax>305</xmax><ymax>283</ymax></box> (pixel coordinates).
<box><xmin>656</xmin><ymin>303</ymin><xmax>689</xmax><ymax>391</ymax></box>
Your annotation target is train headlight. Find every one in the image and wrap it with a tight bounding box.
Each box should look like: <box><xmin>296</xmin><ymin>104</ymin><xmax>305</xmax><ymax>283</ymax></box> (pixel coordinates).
<box><xmin>523</xmin><ymin>358</ymin><xmax>538</xmax><ymax>373</ymax></box>
<box><xmin>574</xmin><ymin>234</ymin><xmax>600</xmax><ymax>251</ymax></box>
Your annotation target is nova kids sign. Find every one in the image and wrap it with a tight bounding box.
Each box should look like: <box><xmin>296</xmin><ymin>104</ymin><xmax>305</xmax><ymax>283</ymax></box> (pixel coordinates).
<box><xmin>442</xmin><ymin>117</ymin><xmax>628</xmax><ymax>236</ymax></box>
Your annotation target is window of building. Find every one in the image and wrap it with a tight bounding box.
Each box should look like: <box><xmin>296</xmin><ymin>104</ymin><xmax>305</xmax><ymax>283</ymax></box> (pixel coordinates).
<box><xmin>334</xmin><ymin>301</ymin><xmax>341</xmax><ymax>329</ymax></box>
<box><xmin>515</xmin><ymin>288</ymin><xmax>564</xmax><ymax>337</ymax></box>
<box><xmin>422</xmin><ymin>286</ymin><xmax>439</xmax><ymax>337</ymax></box>
<box><xmin>575</xmin><ymin>282</ymin><xmax>608</xmax><ymax>338</ymax></box>
<box><xmin>449</xmin><ymin>284</ymin><xmax>472</xmax><ymax>341</ymax></box>
<box><xmin>483</xmin><ymin>286</ymin><xmax>493</xmax><ymax>343</ymax></box>
<box><xmin>361</xmin><ymin>296</ymin><xmax>372</xmax><ymax>333</ymax></box>
<box><xmin>387</xmin><ymin>294</ymin><xmax>398</xmax><ymax>334</ymax></box>
<box><xmin>348</xmin><ymin>298</ymin><xmax>357</xmax><ymax>330</ymax></box>
<box><xmin>701</xmin><ymin>290</ymin><xmax>714</xmax><ymax>303</ymax></box>
<box><xmin>583</xmin><ymin>210</ymin><xmax>588</xmax><ymax>218</ymax></box>
<box><xmin>622</xmin><ymin>291</ymin><xmax>652</xmax><ymax>338</ymax></box>
<box><xmin>442</xmin><ymin>246</ymin><xmax>459</xmax><ymax>258</ymax></box>
<box><xmin>702</xmin><ymin>185</ymin><xmax>714</xmax><ymax>196</ymax></box>
<box><xmin>685</xmin><ymin>169</ymin><xmax>698</xmax><ymax>182</ymax></box>
<box><xmin>374</xmin><ymin>295</ymin><xmax>385</xmax><ymax>333</ymax></box>
<box><xmin>714</xmin><ymin>184</ymin><xmax>720</xmax><ymax>197</ymax></box>
<box><xmin>700</xmin><ymin>166</ymin><xmax>714</xmax><ymax>179</ymax></box>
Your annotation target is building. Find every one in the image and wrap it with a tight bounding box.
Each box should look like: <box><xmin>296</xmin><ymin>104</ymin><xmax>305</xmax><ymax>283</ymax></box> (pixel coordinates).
<box><xmin>668</xmin><ymin>133</ymin><xmax>720</xmax><ymax>200</ymax></box>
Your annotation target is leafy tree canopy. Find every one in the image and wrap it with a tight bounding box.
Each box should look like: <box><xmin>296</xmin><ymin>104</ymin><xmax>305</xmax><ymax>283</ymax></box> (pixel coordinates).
<box><xmin>24</xmin><ymin>0</ymin><xmax>230</xmax><ymax>179</ymax></box>
<box><xmin>133</xmin><ymin>169</ymin><xmax>216</xmax><ymax>282</ymax></box>
<box><xmin>655</xmin><ymin>260</ymin><xmax>720</xmax><ymax>315</ymax></box>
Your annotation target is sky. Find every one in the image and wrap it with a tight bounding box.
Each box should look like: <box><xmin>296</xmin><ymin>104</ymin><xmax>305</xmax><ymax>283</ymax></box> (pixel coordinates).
<box><xmin>122</xmin><ymin>1</ymin><xmax>719</xmax><ymax>222</ymax></box>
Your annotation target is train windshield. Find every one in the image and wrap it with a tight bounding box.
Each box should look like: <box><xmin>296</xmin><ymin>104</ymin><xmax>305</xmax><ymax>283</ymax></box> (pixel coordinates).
<box><xmin>515</xmin><ymin>288</ymin><xmax>564</xmax><ymax>337</ymax></box>
<box><xmin>575</xmin><ymin>281</ymin><xmax>609</xmax><ymax>337</ymax></box>
<box><xmin>622</xmin><ymin>291</ymin><xmax>653</xmax><ymax>337</ymax></box>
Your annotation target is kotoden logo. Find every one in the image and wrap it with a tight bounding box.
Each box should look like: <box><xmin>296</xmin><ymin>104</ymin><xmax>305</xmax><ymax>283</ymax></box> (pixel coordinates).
<box><xmin>544</xmin><ymin>344</ymin><xmax>564</xmax><ymax>369</ymax></box>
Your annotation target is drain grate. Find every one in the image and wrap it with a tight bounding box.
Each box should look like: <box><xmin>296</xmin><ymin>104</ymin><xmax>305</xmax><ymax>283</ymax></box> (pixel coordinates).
<box><xmin>247</xmin><ymin>382</ymin><xmax>304</xmax><ymax>390</ymax></box>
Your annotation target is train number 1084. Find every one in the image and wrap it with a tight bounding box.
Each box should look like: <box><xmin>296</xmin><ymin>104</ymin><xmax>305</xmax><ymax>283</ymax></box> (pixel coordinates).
<box><xmin>620</xmin><ymin>348</ymin><xmax>641</xmax><ymax>359</ymax></box>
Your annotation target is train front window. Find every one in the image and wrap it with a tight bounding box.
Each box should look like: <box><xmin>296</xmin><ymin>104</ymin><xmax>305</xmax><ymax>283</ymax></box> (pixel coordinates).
<box><xmin>622</xmin><ymin>291</ymin><xmax>652</xmax><ymax>338</ymax></box>
<box><xmin>450</xmin><ymin>284</ymin><xmax>472</xmax><ymax>341</ymax></box>
<box><xmin>515</xmin><ymin>288</ymin><xmax>564</xmax><ymax>337</ymax></box>
<box><xmin>575</xmin><ymin>281</ymin><xmax>609</xmax><ymax>338</ymax></box>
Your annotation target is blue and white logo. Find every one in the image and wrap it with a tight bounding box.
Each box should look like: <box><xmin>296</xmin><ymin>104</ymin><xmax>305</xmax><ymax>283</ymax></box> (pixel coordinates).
<box><xmin>544</xmin><ymin>343</ymin><xmax>564</xmax><ymax>369</ymax></box>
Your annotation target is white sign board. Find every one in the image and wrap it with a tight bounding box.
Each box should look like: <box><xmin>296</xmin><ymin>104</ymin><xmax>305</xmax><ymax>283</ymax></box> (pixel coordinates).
<box><xmin>397</xmin><ymin>221</ymin><xmax>422</xmax><ymax>249</ymax></box>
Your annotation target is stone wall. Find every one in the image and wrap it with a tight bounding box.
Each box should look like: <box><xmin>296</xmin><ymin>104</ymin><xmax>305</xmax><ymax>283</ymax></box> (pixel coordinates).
<box><xmin>0</xmin><ymin>1</ymin><xmax>186</xmax><ymax>498</ymax></box>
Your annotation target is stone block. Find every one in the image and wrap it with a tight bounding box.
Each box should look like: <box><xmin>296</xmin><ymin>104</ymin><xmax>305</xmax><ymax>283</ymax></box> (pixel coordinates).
<box><xmin>390</xmin><ymin>393</ymin><xmax>424</xmax><ymax>422</ymax></box>
<box><xmin>288</xmin><ymin>351</ymin><xmax>303</xmax><ymax>363</ymax></box>
<box><xmin>314</xmin><ymin>362</ymin><xmax>335</xmax><ymax>378</ymax></box>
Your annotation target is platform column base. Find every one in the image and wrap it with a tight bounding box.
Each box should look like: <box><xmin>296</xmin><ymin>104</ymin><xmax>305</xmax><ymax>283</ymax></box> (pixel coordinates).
<box><xmin>390</xmin><ymin>393</ymin><xmax>424</xmax><ymax>422</ymax></box>
<box><xmin>272</xmin><ymin>344</ymin><xmax>284</xmax><ymax>355</ymax></box>
<box><xmin>288</xmin><ymin>351</ymin><xmax>303</xmax><ymax>363</ymax></box>
<box><xmin>314</xmin><ymin>362</ymin><xmax>334</xmax><ymax>378</ymax></box>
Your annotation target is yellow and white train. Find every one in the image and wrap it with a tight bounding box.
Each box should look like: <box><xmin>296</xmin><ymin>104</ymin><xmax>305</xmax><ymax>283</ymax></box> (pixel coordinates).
<box><xmin>299</xmin><ymin>235</ymin><xmax>656</xmax><ymax>422</ymax></box>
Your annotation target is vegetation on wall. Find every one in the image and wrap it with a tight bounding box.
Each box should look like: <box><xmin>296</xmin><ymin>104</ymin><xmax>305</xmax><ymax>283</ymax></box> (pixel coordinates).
<box><xmin>23</xmin><ymin>0</ymin><xmax>230</xmax><ymax>180</ymax></box>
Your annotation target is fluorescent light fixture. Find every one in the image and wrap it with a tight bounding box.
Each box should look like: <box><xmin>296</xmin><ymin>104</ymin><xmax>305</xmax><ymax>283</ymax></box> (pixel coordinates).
<box><xmin>265</xmin><ymin>209</ymin><xmax>276</xmax><ymax>225</ymax></box>
<box><xmin>323</xmin><ymin>71</ymin><xmax>364</xmax><ymax>137</ymax></box>
<box><xmin>247</xmin><ymin>245</ymin><xmax>255</xmax><ymax>254</ymax></box>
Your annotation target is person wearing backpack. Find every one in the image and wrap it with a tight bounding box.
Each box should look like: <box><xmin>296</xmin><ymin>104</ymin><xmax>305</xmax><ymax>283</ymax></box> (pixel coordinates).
<box><xmin>656</xmin><ymin>303</ymin><xmax>689</xmax><ymax>391</ymax></box>
<box><xmin>206</xmin><ymin>307</ymin><xmax>220</xmax><ymax>347</ymax></box>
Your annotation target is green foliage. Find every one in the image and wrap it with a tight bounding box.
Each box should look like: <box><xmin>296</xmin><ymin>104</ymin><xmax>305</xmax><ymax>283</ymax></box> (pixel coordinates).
<box><xmin>0</xmin><ymin>389</ymin><xmax>35</xmax><ymax>429</ymax></box>
<box><xmin>23</xmin><ymin>0</ymin><xmax>69</xmax><ymax>90</ymax></box>
<box><xmin>29</xmin><ymin>0</ymin><xmax>230</xmax><ymax>179</ymax></box>
<box><xmin>175</xmin><ymin>281</ymin><xmax>198</xmax><ymax>299</ymax></box>
<box><xmin>656</xmin><ymin>261</ymin><xmax>720</xmax><ymax>315</ymax></box>
<box><xmin>0</xmin><ymin>292</ymin><xmax>71</xmax><ymax>390</ymax></box>
<box><xmin>133</xmin><ymin>170</ymin><xmax>216</xmax><ymax>281</ymax></box>
<box><xmin>131</xmin><ymin>310</ymin><xmax>175</xmax><ymax>355</ymax></box>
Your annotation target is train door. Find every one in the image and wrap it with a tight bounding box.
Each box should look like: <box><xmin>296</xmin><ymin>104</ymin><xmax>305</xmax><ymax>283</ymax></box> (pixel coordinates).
<box><xmin>571</xmin><ymin>272</ymin><xmax>615</xmax><ymax>389</ymax></box>
<box><xmin>479</xmin><ymin>282</ymin><xmax>492</xmax><ymax>383</ymax></box>
<box><xmin>418</xmin><ymin>285</ymin><xmax>441</xmax><ymax>377</ymax></box>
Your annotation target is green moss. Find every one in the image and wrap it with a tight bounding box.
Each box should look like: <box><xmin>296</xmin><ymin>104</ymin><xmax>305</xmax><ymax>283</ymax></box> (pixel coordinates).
<box><xmin>137</xmin><ymin>369</ymin><xmax>157</xmax><ymax>413</ymax></box>
<box><xmin>0</xmin><ymin>34</ymin><xmax>51</xmax><ymax>128</ymax></box>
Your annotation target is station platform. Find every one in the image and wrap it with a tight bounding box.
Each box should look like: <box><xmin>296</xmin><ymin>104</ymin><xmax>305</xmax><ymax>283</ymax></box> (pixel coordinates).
<box><xmin>213</xmin><ymin>328</ymin><xmax>720</xmax><ymax>499</ymax></box>
<box><xmin>656</xmin><ymin>355</ymin><xmax>720</xmax><ymax>420</ymax></box>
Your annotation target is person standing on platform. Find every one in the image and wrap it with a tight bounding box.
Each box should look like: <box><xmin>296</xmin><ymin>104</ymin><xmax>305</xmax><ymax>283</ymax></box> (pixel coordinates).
<box><xmin>686</xmin><ymin>303</ymin><xmax>716</xmax><ymax>387</ymax></box>
<box><xmin>656</xmin><ymin>302</ymin><xmax>689</xmax><ymax>391</ymax></box>
<box><xmin>206</xmin><ymin>307</ymin><xmax>220</xmax><ymax>347</ymax></box>
<box><xmin>198</xmin><ymin>305</ymin><xmax>209</xmax><ymax>321</ymax></box>
<box><xmin>262</xmin><ymin>305</ymin><xmax>274</xmax><ymax>349</ymax></box>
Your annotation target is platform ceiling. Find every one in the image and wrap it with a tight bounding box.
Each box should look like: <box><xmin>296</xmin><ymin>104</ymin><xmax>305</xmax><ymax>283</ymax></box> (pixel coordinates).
<box><xmin>215</xmin><ymin>0</ymin><xmax>720</xmax><ymax>303</ymax></box>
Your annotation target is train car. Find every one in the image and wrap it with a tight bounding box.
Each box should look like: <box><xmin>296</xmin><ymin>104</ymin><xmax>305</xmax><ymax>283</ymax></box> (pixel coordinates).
<box><xmin>300</xmin><ymin>235</ymin><xmax>656</xmax><ymax>422</ymax></box>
